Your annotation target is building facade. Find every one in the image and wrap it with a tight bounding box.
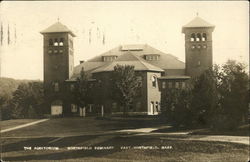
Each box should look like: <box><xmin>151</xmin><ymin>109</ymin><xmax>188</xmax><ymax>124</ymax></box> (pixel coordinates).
<box><xmin>40</xmin><ymin>16</ymin><xmax>215</xmax><ymax>116</ymax></box>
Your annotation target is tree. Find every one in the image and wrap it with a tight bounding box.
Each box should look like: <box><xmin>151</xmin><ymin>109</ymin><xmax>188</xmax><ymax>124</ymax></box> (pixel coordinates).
<box><xmin>111</xmin><ymin>65</ymin><xmax>140</xmax><ymax>115</ymax></box>
<box><xmin>190</xmin><ymin>66</ymin><xmax>220</xmax><ymax>127</ymax></box>
<box><xmin>11</xmin><ymin>81</ymin><xmax>44</xmax><ymax>118</ymax></box>
<box><xmin>74</xmin><ymin>67</ymin><xmax>89</xmax><ymax>108</ymax></box>
<box><xmin>164</xmin><ymin>88</ymin><xmax>192</xmax><ymax>127</ymax></box>
<box><xmin>218</xmin><ymin>60</ymin><xmax>249</xmax><ymax>129</ymax></box>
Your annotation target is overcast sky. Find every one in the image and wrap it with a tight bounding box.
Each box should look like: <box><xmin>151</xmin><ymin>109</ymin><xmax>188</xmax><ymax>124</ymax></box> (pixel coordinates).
<box><xmin>0</xmin><ymin>1</ymin><xmax>249</xmax><ymax>80</ymax></box>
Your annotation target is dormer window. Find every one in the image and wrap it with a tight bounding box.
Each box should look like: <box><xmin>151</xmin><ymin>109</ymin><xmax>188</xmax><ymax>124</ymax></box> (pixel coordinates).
<box><xmin>54</xmin><ymin>38</ymin><xmax>58</xmax><ymax>46</ymax></box>
<box><xmin>145</xmin><ymin>54</ymin><xmax>160</xmax><ymax>61</ymax></box>
<box><xmin>59</xmin><ymin>38</ymin><xmax>64</xmax><ymax>46</ymax></box>
<box><xmin>103</xmin><ymin>56</ymin><xmax>117</xmax><ymax>62</ymax></box>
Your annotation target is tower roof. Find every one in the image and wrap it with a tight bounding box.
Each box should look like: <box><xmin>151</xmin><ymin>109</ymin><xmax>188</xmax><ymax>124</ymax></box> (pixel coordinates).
<box><xmin>183</xmin><ymin>16</ymin><xmax>215</xmax><ymax>28</ymax></box>
<box><xmin>40</xmin><ymin>21</ymin><xmax>76</xmax><ymax>37</ymax></box>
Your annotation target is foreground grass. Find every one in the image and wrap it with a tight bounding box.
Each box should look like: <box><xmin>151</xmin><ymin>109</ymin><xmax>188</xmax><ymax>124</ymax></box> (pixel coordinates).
<box><xmin>1</xmin><ymin>117</ymin><xmax>165</xmax><ymax>137</ymax></box>
<box><xmin>1</xmin><ymin>136</ymin><xmax>248</xmax><ymax>162</ymax></box>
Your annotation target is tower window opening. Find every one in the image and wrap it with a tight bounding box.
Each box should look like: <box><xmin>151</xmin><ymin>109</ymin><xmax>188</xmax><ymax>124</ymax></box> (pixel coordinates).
<box><xmin>191</xmin><ymin>45</ymin><xmax>195</xmax><ymax>49</ymax></box>
<box><xmin>202</xmin><ymin>33</ymin><xmax>207</xmax><ymax>41</ymax></box>
<box><xmin>54</xmin><ymin>38</ymin><xmax>58</xmax><ymax>46</ymax></box>
<box><xmin>190</xmin><ymin>33</ymin><xmax>195</xmax><ymax>42</ymax></box>
<box><xmin>49</xmin><ymin>39</ymin><xmax>53</xmax><ymax>46</ymax></box>
<box><xmin>203</xmin><ymin>45</ymin><xmax>207</xmax><ymax>49</ymax></box>
<box><xmin>196</xmin><ymin>33</ymin><xmax>201</xmax><ymax>41</ymax></box>
<box><xmin>59</xmin><ymin>38</ymin><xmax>64</xmax><ymax>46</ymax></box>
<box><xmin>197</xmin><ymin>45</ymin><xmax>201</xmax><ymax>49</ymax></box>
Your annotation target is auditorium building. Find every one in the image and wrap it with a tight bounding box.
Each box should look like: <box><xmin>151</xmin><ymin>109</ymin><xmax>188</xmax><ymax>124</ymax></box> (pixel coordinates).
<box><xmin>40</xmin><ymin>16</ymin><xmax>215</xmax><ymax>116</ymax></box>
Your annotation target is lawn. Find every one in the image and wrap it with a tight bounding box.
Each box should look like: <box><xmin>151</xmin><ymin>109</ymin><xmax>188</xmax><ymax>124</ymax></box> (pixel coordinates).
<box><xmin>1</xmin><ymin>116</ymin><xmax>165</xmax><ymax>137</ymax></box>
<box><xmin>1</xmin><ymin>117</ymin><xmax>249</xmax><ymax>161</ymax></box>
<box><xmin>1</xmin><ymin>136</ymin><xmax>248</xmax><ymax>162</ymax></box>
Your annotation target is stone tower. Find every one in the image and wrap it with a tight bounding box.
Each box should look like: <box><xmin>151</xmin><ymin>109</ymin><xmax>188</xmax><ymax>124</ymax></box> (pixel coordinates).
<box><xmin>40</xmin><ymin>21</ymin><xmax>75</xmax><ymax>114</ymax></box>
<box><xmin>182</xmin><ymin>16</ymin><xmax>215</xmax><ymax>77</ymax></box>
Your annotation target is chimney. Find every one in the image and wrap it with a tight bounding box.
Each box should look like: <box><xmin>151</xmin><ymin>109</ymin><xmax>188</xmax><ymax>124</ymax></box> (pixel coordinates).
<box><xmin>80</xmin><ymin>60</ymin><xmax>84</xmax><ymax>64</ymax></box>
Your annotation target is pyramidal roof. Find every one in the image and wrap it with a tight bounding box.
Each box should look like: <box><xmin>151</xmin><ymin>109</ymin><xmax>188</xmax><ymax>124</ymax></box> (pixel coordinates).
<box><xmin>183</xmin><ymin>16</ymin><xmax>215</xmax><ymax>28</ymax></box>
<box><xmin>40</xmin><ymin>21</ymin><xmax>76</xmax><ymax>37</ymax></box>
<box><xmin>92</xmin><ymin>52</ymin><xmax>164</xmax><ymax>73</ymax></box>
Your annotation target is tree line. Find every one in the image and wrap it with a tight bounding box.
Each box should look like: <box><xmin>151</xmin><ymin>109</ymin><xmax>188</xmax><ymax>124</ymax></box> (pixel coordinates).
<box><xmin>163</xmin><ymin>60</ymin><xmax>249</xmax><ymax>130</ymax></box>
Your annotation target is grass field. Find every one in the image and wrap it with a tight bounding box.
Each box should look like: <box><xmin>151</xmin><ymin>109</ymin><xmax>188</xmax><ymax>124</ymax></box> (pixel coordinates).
<box><xmin>1</xmin><ymin>117</ymin><xmax>249</xmax><ymax>161</ymax></box>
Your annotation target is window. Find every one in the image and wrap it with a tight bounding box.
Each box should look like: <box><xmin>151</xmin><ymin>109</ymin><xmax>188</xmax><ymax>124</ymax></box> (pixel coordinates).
<box><xmin>70</xmin><ymin>84</ymin><xmax>74</xmax><ymax>91</ymax></box>
<box><xmin>48</xmin><ymin>50</ymin><xmax>52</xmax><ymax>54</ymax></box>
<box><xmin>162</xmin><ymin>81</ymin><xmax>166</xmax><ymax>89</ymax></box>
<box><xmin>190</xmin><ymin>33</ymin><xmax>195</xmax><ymax>42</ymax></box>
<box><xmin>54</xmin><ymin>38</ymin><xmax>58</xmax><ymax>46</ymax></box>
<box><xmin>196</xmin><ymin>33</ymin><xmax>201</xmax><ymax>41</ymax></box>
<box><xmin>175</xmin><ymin>82</ymin><xmax>179</xmax><ymax>89</ymax></box>
<box><xmin>202</xmin><ymin>33</ymin><xmax>207</xmax><ymax>41</ymax></box>
<box><xmin>191</xmin><ymin>45</ymin><xmax>195</xmax><ymax>49</ymax></box>
<box><xmin>59</xmin><ymin>38</ymin><xmax>64</xmax><ymax>46</ymax></box>
<box><xmin>203</xmin><ymin>45</ymin><xmax>207</xmax><ymax>49</ymax></box>
<box><xmin>155</xmin><ymin>102</ymin><xmax>160</xmax><ymax>112</ymax></box>
<box><xmin>168</xmin><ymin>82</ymin><xmax>172</xmax><ymax>88</ymax></box>
<box><xmin>59</xmin><ymin>50</ymin><xmax>63</xmax><ymax>53</ymax></box>
<box><xmin>152</xmin><ymin>76</ymin><xmax>157</xmax><ymax>87</ymax></box>
<box><xmin>71</xmin><ymin>104</ymin><xmax>77</xmax><ymax>113</ymax></box>
<box><xmin>49</xmin><ymin>39</ymin><xmax>53</xmax><ymax>46</ymax></box>
<box><xmin>136</xmin><ymin>102</ymin><xmax>141</xmax><ymax>111</ymax></box>
<box><xmin>197</xmin><ymin>45</ymin><xmax>201</xmax><ymax>49</ymax></box>
<box><xmin>182</xmin><ymin>82</ymin><xmax>186</xmax><ymax>89</ymax></box>
<box><xmin>54</xmin><ymin>82</ymin><xmax>59</xmax><ymax>92</ymax></box>
<box><xmin>54</xmin><ymin>50</ymin><xmax>58</xmax><ymax>54</ymax></box>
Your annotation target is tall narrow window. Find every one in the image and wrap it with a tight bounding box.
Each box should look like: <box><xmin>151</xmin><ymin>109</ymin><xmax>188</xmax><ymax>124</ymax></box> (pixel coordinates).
<box><xmin>175</xmin><ymin>82</ymin><xmax>179</xmax><ymax>89</ymax></box>
<box><xmin>59</xmin><ymin>38</ymin><xmax>64</xmax><ymax>46</ymax></box>
<box><xmin>168</xmin><ymin>82</ymin><xmax>172</xmax><ymax>88</ymax></box>
<box><xmin>202</xmin><ymin>33</ymin><xmax>207</xmax><ymax>41</ymax></box>
<box><xmin>54</xmin><ymin>82</ymin><xmax>59</xmax><ymax>92</ymax></box>
<box><xmin>49</xmin><ymin>39</ymin><xmax>53</xmax><ymax>46</ymax></box>
<box><xmin>152</xmin><ymin>76</ymin><xmax>157</xmax><ymax>87</ymax></box>
<box><xmin>162</xmin><ymin>81</ymin><xmax>166</xmax><ymax>89</ymax></box>
<box><xmin>196</xmin><ymin>33</ymin><xmax>201</xmax><ymax>41</ymax></box>
<box><xmin>190</xmin><ymin>33</ymin><xmax>195</xmax><ymax>42</ymax></box>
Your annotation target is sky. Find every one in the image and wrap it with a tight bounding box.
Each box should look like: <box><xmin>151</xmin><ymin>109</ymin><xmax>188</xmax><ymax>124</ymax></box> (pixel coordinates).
<box><xmin>0</xmin><ymin>1</ymin><xmax>249</xmax><ymax>80</ymax></box>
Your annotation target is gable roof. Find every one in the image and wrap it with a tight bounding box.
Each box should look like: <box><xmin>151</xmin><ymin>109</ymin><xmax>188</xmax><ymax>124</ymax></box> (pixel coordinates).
<box><xmin>70</xmin><ymin>44</ymin><xmax>185</xmax><ymax>80</ymax></box>
<box><xmin>40</xmin><ymin>22</ymin><xmax>76</xmax><ymax>37</ymax></box>
<box><xmin>92</xmin><ymin>52</ymin><xmax>164</xmax><ymax>73</ymax></box>
<box><xmin>87</xmin><ymin>44</ymin><xmax>184</xmax><ymax>70</ymax></box>
<box><xmin>183</xmin><ymin>16</ymin><xmax>215</xmax><ymax>28</ymax></box>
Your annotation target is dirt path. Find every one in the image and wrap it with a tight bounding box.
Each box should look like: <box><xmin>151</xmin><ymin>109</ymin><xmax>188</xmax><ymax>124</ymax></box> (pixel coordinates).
<box><xmin>1</xmin><ymin>119</ymin><xmax>49</xmax><ymax>133</ymax></box>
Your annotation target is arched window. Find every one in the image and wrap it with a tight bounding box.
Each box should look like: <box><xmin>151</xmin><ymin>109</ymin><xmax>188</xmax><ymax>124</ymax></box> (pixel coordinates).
<box><xmin>49</xmin><ymin>39</ymin><xmax>53</xmax><ymax>46</ymax></box>
<box><xmin>54</xmin><ymin>38</ymin><xmax>58</xmax><ymax>46</ymax></box>
<box><xmin>152</xmin><ymin>76</ymin><xmax>157</xmax><ymax>87</ymax></box>
<box><xmin>59</xmin><ymin>38</ymin><xmax>64</xmax><ymax>46</ymax></box>
<box><xmin>196</xmin><ymin>33</ymin><xmax>201</xmax><ymax>41</ymax></box>
<box><xmin>190</xmin><ymin>33</ymin><xmax>195</xmax><ymax>42</ymax></box>
<box><xmin>202</xmin><ymin>33</ymin><xmax>207</xmax><ymax>41</ymax></box>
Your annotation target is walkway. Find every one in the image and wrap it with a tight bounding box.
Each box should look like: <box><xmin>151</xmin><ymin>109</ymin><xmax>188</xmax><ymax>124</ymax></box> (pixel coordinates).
<box><xmin>1</xmin><ymin>119</ymin><xmax>49</xmax><ymax>133</ymax></box>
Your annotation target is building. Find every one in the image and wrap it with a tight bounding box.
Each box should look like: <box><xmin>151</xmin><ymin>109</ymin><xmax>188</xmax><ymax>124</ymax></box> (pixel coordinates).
<box><xmin>40</xmin><ymin>16</ymin><xmax>215</xmax><ymax>116</ymax></box>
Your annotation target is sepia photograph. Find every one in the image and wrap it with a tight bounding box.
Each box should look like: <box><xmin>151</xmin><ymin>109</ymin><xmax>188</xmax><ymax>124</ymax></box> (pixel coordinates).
<box><xmin>0</xmin><ymin>1</ymin><xmax>249</xmax><ymax>161</ymax></box>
